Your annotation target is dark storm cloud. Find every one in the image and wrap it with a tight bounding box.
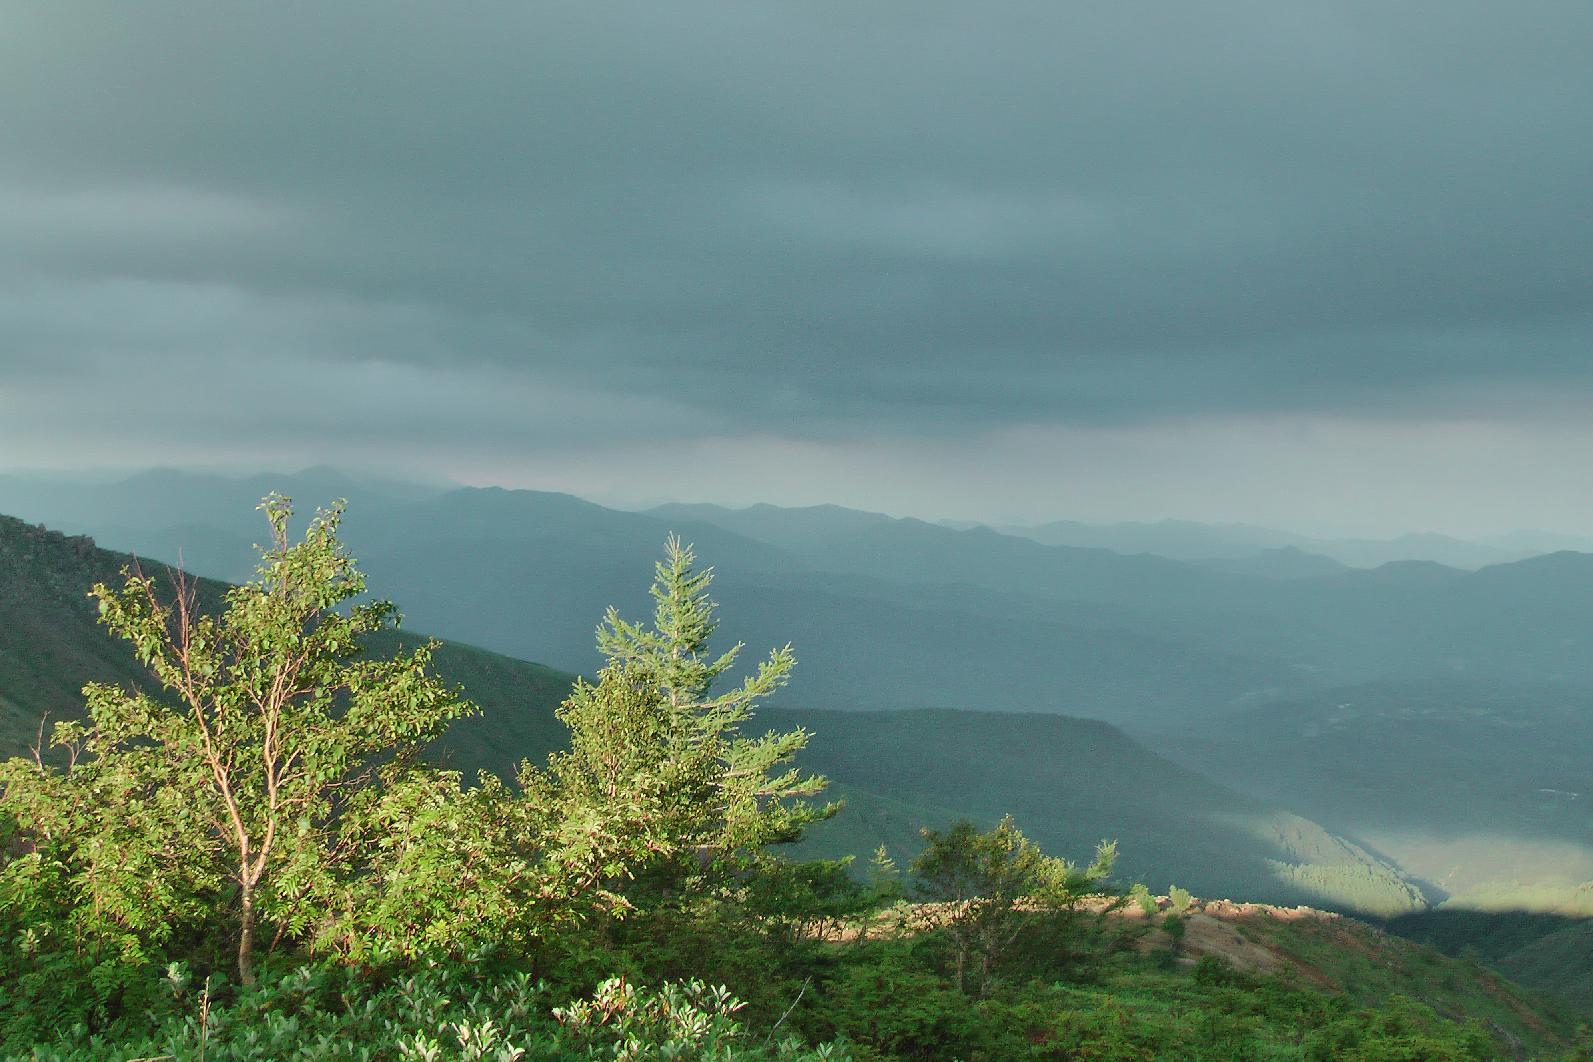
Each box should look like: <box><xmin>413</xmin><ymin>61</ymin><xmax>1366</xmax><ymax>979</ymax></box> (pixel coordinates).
<box><xmin>3</xmin><ymin>1</ymin><xmax>1593</xmax><ymax>438</ymax></box>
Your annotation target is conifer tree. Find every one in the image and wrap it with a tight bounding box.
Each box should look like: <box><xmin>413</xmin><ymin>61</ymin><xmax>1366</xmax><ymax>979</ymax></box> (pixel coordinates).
<box><xmin>913</xmin><ymin>816</ymin><xmax>1117</xmax><ymax>993</ymax></box>
<box><xmin>545</xmin><ymin>537</ymin><xmax>836</xmax><ymax>899</ymax></box>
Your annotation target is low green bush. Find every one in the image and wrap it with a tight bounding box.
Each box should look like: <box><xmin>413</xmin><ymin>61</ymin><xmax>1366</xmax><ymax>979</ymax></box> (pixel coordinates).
<box><xmin>19</xmin><ymin>961</ymin><xmax>849</xmax><ymax>1061</ymax></box>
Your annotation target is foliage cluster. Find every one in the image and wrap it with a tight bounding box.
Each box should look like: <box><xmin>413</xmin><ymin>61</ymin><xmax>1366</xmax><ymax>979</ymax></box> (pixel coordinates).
<box><xmin>911</xmin><ymin>815</ymin><xmax>1116</xmax><ymax>993</ymax></box>
<box><xmin>0</xmin><ymin>500</ymin><xmax>844</xmax><ymax>1051</ymax></box>
<box><xmin>24</xmin><ymin>960</ymin><xmax>843</xmax><ymax>1061</ymax></box>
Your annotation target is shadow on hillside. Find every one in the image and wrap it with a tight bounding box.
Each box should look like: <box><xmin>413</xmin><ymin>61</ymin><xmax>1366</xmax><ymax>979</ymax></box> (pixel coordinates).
<box><xmin>1386</xmin><ymin>908</ymin><xmax>1593</xmax><ymax>1013</ymax></box>
<box><xmin>1386</xmin><ymin>908</ymin><xmax>1589</xmax><ymax>961</ymax></box>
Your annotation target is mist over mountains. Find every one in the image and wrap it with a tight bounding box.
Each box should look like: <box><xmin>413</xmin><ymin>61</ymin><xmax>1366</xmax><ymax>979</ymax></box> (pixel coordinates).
<box><xmin>7</xmin><ymin>471</ymin><xmax>1593</xmax><ymax>869</ymax></box>
<box><xmin>983</xmin><ymin>517</ymin><xmax>1589</xmax><ymax>570</ymax></box>
<box><xmin>8</xmin><ymin>468</ymin><xmax>1593</xmax><ymax>716</ymax></box>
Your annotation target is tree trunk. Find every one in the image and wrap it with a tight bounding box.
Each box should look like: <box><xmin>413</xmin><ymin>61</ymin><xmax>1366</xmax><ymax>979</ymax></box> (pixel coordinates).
<box><xmin>238</xmin><ymin>883</ymin><xmax>257</xmax><ymax>987</ymax></box>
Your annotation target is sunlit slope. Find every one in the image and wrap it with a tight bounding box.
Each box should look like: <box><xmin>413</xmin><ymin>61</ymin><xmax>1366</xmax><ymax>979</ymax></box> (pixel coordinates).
<box><xmin>1137</xmin><ymin>900</ymin><xmax>1580</xmax><ymax>1056</ymax></box>
<box><xmin>1167</xmin><ymin>678</ymin><xmax>1593</xmax><ymax>910</ymax></box>
<box><xmin>775</xmin><ymin>707</ymin><xmax>1426</xmax><ymax>916</ymax></box>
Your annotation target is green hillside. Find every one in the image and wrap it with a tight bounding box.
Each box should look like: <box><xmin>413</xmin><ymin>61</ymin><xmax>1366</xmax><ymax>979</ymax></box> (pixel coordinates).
<box><xmin>1388</xmin><ymin>909</ymin><xmax>1593</xmax><ymax>1017</ymax></box>
<box><xmin>0</xmin><ymin>511</ymin><xmax>1426</xmax><ymax>918</ymax></box>
<box><xmin>17</xmin><ymin>898</ymin><xmax>1585</xmax><ymax>1060</ymax></box>
<box><xmin>0</xmin><ymin>515</ymin><xmax>188</xmax><ymax>753</ymax></box>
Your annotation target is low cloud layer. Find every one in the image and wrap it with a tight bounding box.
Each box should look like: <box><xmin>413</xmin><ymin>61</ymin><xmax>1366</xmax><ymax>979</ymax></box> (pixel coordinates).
<box><xmin>3</xmin><ymin>3</ymin><xmax>1592</xmax><ymax>532</ymax></box>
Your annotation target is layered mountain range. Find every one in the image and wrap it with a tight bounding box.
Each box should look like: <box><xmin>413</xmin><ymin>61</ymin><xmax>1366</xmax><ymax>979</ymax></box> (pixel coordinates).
<box><xmin>4</xmin><ymin>468</ymin><xmax>1593</xmax><ymax>919</ymax></box>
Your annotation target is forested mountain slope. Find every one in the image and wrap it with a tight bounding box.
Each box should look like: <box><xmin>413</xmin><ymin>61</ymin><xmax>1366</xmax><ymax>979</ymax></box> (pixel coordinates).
<box><xmin>773</xmin><ymin>707</ymin><xmax>1425</xmax><ymax>915</ymax></box>
<box><xmin>0</xmin><ymin>516</ymin><xmax>175</xmax><ymax>752</ymax></box>
<box><xmin>0</xmin><ymin>509</ymin><xmax>1424</xmax><ymax>916</ymax></box>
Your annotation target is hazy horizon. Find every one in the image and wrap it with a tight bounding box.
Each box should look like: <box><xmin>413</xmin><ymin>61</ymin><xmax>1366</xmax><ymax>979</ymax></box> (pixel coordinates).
<box><xmin>6</xmin><ymin>4</ymin><xmax>1593</xmax><ymax>540</ymax></box>
<box><xmin>5</xmin><ymin>460</ymin><xmax>1593</xmax><ymax>547</ymax></box>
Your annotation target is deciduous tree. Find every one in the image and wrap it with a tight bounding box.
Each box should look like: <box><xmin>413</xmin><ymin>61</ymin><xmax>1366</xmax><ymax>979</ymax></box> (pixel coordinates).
<box><xmin>1</xmin><ymin>496</ymin><xmax>473</xmax><ymax>984</ymax></box>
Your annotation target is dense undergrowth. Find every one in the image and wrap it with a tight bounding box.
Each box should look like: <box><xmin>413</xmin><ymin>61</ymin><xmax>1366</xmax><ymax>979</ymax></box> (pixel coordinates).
<box><xmin>10</xmin><ymin>933</ymin><xmax>1573</xmax><ymax>1061</ymax></box>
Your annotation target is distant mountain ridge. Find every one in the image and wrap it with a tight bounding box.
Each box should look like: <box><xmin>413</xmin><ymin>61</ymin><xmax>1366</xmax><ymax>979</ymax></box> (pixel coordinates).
<box><xmin>664</xmin><ymin>501</ymin><xmax>1584</xmax><ymax>572</ymax></box>
<box><xmin>1189</xmin><ymin>546</ymin><xmax>1350</xmax><ymax>580</ymax></box>
<box><xmin>10</xmin><ymin>472</ymin><xmax>1593</xmax><ymax>722</ymax></box>
<box><xmin>986</xmin><ymin>515</ymin><xmax>1587</xmax><ymax>570</ymax></box>
<box><xmin>0</xmin><ymin>473</ymin><xmax>1302</xmax><ymax>723</ymax></box>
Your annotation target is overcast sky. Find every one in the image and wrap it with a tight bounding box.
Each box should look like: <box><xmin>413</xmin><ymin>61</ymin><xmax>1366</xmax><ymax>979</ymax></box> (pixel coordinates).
<box><xmin>4</xmin><ymin>2</ymin><xmax>1593</xmax><ymax>535</ymax></box>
